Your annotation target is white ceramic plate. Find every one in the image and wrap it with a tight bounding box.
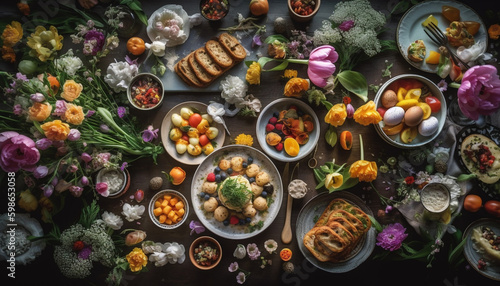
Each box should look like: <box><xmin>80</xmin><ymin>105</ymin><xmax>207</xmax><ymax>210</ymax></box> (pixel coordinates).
<box><xmin>463</xmin><ymin>218</ymin><xmax>500</xmax><ymax>281</ymax></box>
<box><xmin>397</xmin><ymin>0</ymin><xmax>487</xmax><ymax>73</ymax></box>
<box><xmin>191</xmin><ymin>145</ymin><xmax>282</xmax><ymax>240</ymax></box>
<box><xmin>256</xmin><ymin>98</ymin><xmax>320</xmax><ymax>163</ymax></box>
<box><xmin>374</xmin><ymin>74</ymin><xmax>447</xmax><ymax>149</ymax></box>
<box><xmin>160</xmin><ymin>101</ymin><xmax>226</xmax><ymax>165</ymax></box>
<box><xmin>296</xmin><ymin>191</ymin><xmax>376</xmax><ymax>273</ymax></box>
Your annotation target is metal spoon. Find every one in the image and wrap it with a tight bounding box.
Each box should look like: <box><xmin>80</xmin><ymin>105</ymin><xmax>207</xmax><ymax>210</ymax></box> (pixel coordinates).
<box><xmin>308</xmin><ymin>145</ymin><xmax>318</xmax><ymax>168</ymax></box>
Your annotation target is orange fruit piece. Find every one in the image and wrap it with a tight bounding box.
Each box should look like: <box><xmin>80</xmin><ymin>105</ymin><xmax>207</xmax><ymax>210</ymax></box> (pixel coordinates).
<box><xmin>284</xmin><ymin>137</ymin><xmax>300</xmax><ymax>157</ymax></box>
<box><xmin>425</xmin><ymin>50</ymin><xmax>441</xmax><ymax>65</ymax></box>
<box><xmin>340</xmin><ymin>130</ymin><xmax>353</xmax><ymax>150</ymax></box>
<box><xmin>169</xmin><ymin>167</ymin><xmax>186</xmax><ymax>185</ymax></box>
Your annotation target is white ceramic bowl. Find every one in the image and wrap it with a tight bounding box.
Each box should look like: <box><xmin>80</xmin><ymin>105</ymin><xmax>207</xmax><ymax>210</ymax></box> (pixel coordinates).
<box><xmin>96</xmin><ymin>168</ymin><xmax>130</xmax><ymax>198</ymax></box>
<box><xmin>127</xmin><ymin>73</ymin><xmax>164</xmax><ymax>111</ymax></box>
<box><xmin>149</xmin><ymin>189</ymin><xmax>189</xmax><ymax>230</ymax></box>
<box><xmin>374</xmin><ymin>74</ymin><xmax>446</xmax><ymax>149</ymax></box>
<box><xmin>256</xmin><ymin>98</ymin><xmax>320</xmax><ymax>162</ymax></box>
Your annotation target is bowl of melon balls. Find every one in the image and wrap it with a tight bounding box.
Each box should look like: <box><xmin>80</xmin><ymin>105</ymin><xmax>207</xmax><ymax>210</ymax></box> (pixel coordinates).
<box><xmin>374</xmin><ymin>74</ymin><xmax>446</xmax><ymax>149</ymax></box>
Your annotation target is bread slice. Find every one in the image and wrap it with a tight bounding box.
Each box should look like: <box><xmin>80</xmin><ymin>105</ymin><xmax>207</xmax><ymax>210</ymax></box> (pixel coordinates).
<box><xmin>346</xmin><ymin>207</ymin><xmax>372</xmax><ymax>232</ymax></box>
<box><xmin>194</xmin><ymin>47</ymin><xmax>223</xmax><ymax>76</ymax></box>
<box><xmin>327</xmin><ymin>216</ymin><xmax>360</xmax><ymax>241</ymax></box>
<box><xmin>314</xmin><ymin>226</ymin><xmax>349</xmax><ymax>254</ymax></box>
<box><xmin>205</xmin><ymin>39</ymin><xmax>233</xmax><ymax>68</ymax></box>
<box><xmin>176</xmin><ymin>56</ymin><xmax>205</xmax><ymax>88</ymax></box>
<box><xmin>218</xmin><ymin>32</ymin><xmax>247</xmax><ymax>61</ymax></box>
<box><xmin>188</xmin><ymin>52</ymin><xmax>214</xmax><ymax>85</ymax></box>
<box><xmin>314</xmin><ymin>198</ymin><xmax>351</xmax><ymax>227</ymax></box>
<box><xmin>303</xmin><ymin>227</ymin><xmax>332</xmax><ymax>262</ymax></box>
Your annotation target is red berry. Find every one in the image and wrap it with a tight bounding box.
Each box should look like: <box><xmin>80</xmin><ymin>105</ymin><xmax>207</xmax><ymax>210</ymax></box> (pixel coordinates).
<box><xmin>268</xmin><ymin>117</ymin><xmax>278</xmax><ymax>125</ymax></box>
<box><xmin>266</xmin><ymin>124</ymin><xmax>275</xmax><ymax>132</ymax></box>
<box><xmin>73</xmin><ymin>240</ymin><xmax>84</xmax><ymax>252</ymax></box>
<box><xmin>275</xmin><ymin>142</ymin><xmax>284</xmax><ymax>151</ymax></box>
<box><xmin>207</xmin><ymin>173</ymin><xmax>216</xmax><ymax>182</ymax></box>
<box><xmin>229</xmin><ymin>216</ymin><xmax>239</xmax><ymax>225</ymax></box>
<box><xmin>275</xmin><ymin>123</ymin><xmax>283</xmax><ymax>131</ymax></box>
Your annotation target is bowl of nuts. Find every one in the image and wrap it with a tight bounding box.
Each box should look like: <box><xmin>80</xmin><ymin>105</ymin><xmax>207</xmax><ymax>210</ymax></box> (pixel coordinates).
<box><xmin>189</xmin><ymin>236</ymin><xmax>222</xmax><ymax>270</ymax></box>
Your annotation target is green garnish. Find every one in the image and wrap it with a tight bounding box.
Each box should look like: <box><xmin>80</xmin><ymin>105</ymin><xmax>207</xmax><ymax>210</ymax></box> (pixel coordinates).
<box><xmin>219</xmin><ymin>177</ymin><xmax>252</xmax><ymax>208</ymax></box>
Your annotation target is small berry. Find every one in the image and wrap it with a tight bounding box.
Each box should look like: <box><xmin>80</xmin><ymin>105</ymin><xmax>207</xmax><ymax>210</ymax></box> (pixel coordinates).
<box><xmin>266</xmin><ymin>124</ymin><xmax>275</xmax><ymax>132</ymax></box>
<box><xmin>268</xmin><ymin>117</ymin><xmax>278</xmax><ymax>125</ymax></box>
<box><xmin>248</xmin><ymin>177</ymin><xmax>256</xmax><ymax>183</ymax></box>
<box><xmin>242</xmin><ymin>162</ymin><xmax>248</xmax><ymax>168</ymax></box>
<box><xmin>230</xmin><ymin>216</ymin><xmax>239</xmax><ymax>225</ymax></box>
<box><xmin>261</xmin><ymin>191</ymin><xmax>268</xmax><ymax>198</ymax></box>
<box><xmin>275</xmin><ymin>123</ymin><xmax>283</xmax><ymax>131</ymax></box>
<box><xmin>221</xmin><ymin>172</ymin><xmax>228</xmax><ymax>180</ymax></box>
<box><xmin>204</xmin><ymin>194</ymin><xmax>210</xmax><ymax>200</ymax></box>
<box><xmin>275</xmin><ymin>142</ymin><xmax>284</xmax><ymax>151</ymax></box>
<box><xmin>223</xmin><ymin>220</ymin><xmax>230</xmax><ymax>226</ymax></box>
<box><xmin>207</xmin><ymin>173</ymin><xmax>216</xmax><ymax>182</ymax></box>
<box><xmin>247</xmin><ymin>157</ymin><xmax>253</xmax><ymax>163</ymax></box>
<box><xmin>215</xmin><ymin>174</ymin><xmax>222</xmax><ymax>182</ymax></box>
<box><xmin>199</xmin><ymin>191</ymin><xmax>206</xmax><ymax>198</ymax></box>
<box><xmin>214</xmin><ymin>166</ymin><xmax>221</xmax><ymax>173</ymax></box>
<box><xmin>227</xmin><ymin>168</ymin><xmax>233</xmax><ymax>174</ymax></box>
<box><xmin>272</xmin><ymin>111</ymin><xmax>280</xmax><ymax>117</ymax></box>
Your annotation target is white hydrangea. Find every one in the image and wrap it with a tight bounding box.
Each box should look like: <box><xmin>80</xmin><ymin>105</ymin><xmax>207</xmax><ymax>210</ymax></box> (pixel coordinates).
<box><xmin>122</xmin><ymin>203</ymin><xmax>145</xmax><ymax>222</ymax></box>
<box><xmin>54</xmin><ymin>51</ymin><xmax>83</xmax><ymax>76</ymax></box>
<box><xmin>220</xmin><ymin>75</ymin><xmax>248</xmax><ymax>105</ymax></box>
<box><xmin>104</xmin><ymin>60</ymin><xmax>138</xmax><ymax>92</ymax></box>
<box><xmin>101</xmin><ymin>211</ymin><xmax>123</xmax><ymax>230</ymax></box>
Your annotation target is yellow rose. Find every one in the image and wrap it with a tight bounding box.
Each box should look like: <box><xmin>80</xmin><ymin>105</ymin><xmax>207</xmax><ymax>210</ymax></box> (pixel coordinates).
<box><xmin>284</xmin><ymin>77</ymin><xmax>309</xmax><ymax>98</ymax></box>
<box><xmin>63</xmin><ymin>104</ymin><xmax>84</xmax><ymax>125</ymax></box>
<box><xmin>126</xmin><ymin>247</ymin><xmax>148</xmax><ymax>272</ymax></box>
<box><xmin>41</xmin><ymin>120</ymin><xmax>70</xmax><ymax>140</ymax></box>
<box><xmin>324</xmin><ymin>103</ymin><xmax>347</xmax><ymax>127</ymax></box>
<box><xmin>349</xmin><ymin>160</ymin><xmax>378</xmax><ymax>182</ymax></box>
<box><xmin>353</xmin><ymin>100</ymin><xmax>382</xmax><ymax>126</ymax></box>
<box><xmin>234</xmin><ymin>133</ymin><xmax>254</xmax><ymax>146</ymax></box>
<box><xmin>246</xmin><ymin>61</ymin><xmax>261</xmax><ymax>85</ymax></box>
<box><xmin>28</xmin><ymin>102</ymin><xmax>52</xmax><ymax>122</ymax></box>
<box><xmin>1</xmin><ymin>21</ymin><xmax>23</xmax><ymax>47</ymax></box>
<box><xmin>61</xmin><ymin>80</ymin><xmax>83</xmax><ymax>102</ymax></box>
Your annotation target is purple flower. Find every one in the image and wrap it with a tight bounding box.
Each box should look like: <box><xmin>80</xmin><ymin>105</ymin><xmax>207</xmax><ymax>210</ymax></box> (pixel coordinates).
<box><xmin>228</xmin><ymin>262</ymin><xmax>239</xmax><ymax>272</ymax></box>
<box><xmin>52</xmin><ymin>100</ymin><xmax>67</xmax><ymax>117</ymax></box>
<box><xmin>142</xmin><ymin>125</ymin><xmax>159</xmax><ymax>142</ymax></box>
<box><xmin>13</xmin><ymin>104</ymin><xmax>22</xmax><ymax>116</ymax></box>
<box><xmin>120</xmin><ymin>161</ymin><xmax>128</xmax><ymax>171</ymax></box>
<box><xmin>457</xmin><ymin>64</ymin><xmax>500</xmax><ymax>120</ymax></box>
<box><xmin>67</xmin><ymin>164</ymin><xmax>78</xmax><ymax>173</ymax></box>
<box><xmin>117</xmin><ymin>106</ymin><xmax>126</xmax><ymax>118</ymax></box>
<box><xmin>86</xmin><ymin>110</ymin><xmax>95</xmax><ymax>117</ymax></box>
<box><xmin>42</xmin><ymin>184</ymin><xmax>54</xmax><ymax>197</ymax></box>
<box><xmin>30</xmin><ymin>93</ymin><xmax>45</xmax><ymax>102</ymax></box>
<box><xmin>96</xmin><ymin>182</ymin><xmax>109</xmax><ymax>197</ymax></box>
<box><xmin>339</xmin><ymin>20</ymin><xmax>355</xmax><ymax>31</ymax></box>
<box><xmin>16</xmin><ymin>72</ymin><xmax>28</xmax><ymax>81</ymax></box>
<box><xmin>236</xmin><ymin>272</ymin><xmax>246</xmax><ymax>284</ymax></box>
<box><xmin>437</xmin><ymin>79</ymin><xmax>448</xmax><ymax>92</ymax></box>
<box><xmin>80</xmin><ymin>176</ymin><xmax>89</xmax><ymax>186</ymax></box>
<box><xmin>246</xmin><ymin>243</ymin><xmax>261</xmax><ymax>260</ymax></box>
<box><xmin>0</xmin><ymin>131</ymin><xmax>40</xmax><ymax>172</ymax></box>
<box><xmin>384</xmin><ymin>205</ymin><xmax>393</xmax><ymax>213</ymax></box>
<box><xmin>83</xmin><ymin>30</ymin><xmax>105</xmax><ymax>56</ymax></box>
<box><xmin>189</xmin><ymin>220</ymin><xmax>206</xmax><ymax>235</ymax></box>
<box><xmin>376</xmin><ymin>223</ymin><xmax>408</xmax><ymax>251</ymax></box>
<box><xmin>346</xmin><ymin>103</ymin><xmax>355</xmax><ymax>118</ymax></box>
<box><xmin>307</xmin><ymin>45</ymin><xmax>339</xmax><ymax>88</ymax></box>
<box><xmin>81</xmin><ymin>152</ymin><xmax>92</xmax><ymax>163</ymax></box>
<box><xmin>100</xmin><ymin>124</ymin><xmax>110</xmax><ymax>133</ymax></box>
<box><xmin>78</xmin><ymin>246</ymin><xmax>92</xmax><ymax>260</ymax></box>
<box><xmin>35</xmin><ymin>138</ymin><xmax>52</xmax><ymax>150</ymax></box>
<box><xmin>34</xmin><ymin>165</ymin><xmax>49</xmax><ymax>178</ymax></box>
<box><xmin>125</xmin><ymin>55</ymin><xmax>138</xmax><ymax>66</ymax></box>
<box><xmin>68</xmin><ymin>129</ymin><xmax>81</xmax><ymax>141</ymax></box>
<box><xmin>69</xmin><ymin>185</ymin><xmax>83</xmax><ymax>197</ymax></box>
<box><xmin>252</xmin><ymin>34</ymin><xmax>263</xmax><ymax>48</ymax></box>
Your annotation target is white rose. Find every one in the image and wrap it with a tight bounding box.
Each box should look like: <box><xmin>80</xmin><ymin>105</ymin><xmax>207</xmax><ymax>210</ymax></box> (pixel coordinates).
<box><xmin>146</xmin><ymin>40</ymin><xmax>166</xmax><ymax>57</ymax></box>
<box><xmin>149</xmin><ymin>252</ymin><xmax>168</xmax><ymax>267</ymax></box>
<box><xmin>121</xmin><ymin>203</ymin><xmax>145</xmax><ymax>222</ymax></box>
<box><xmin>101</xmin><ymin>211</ymin><xmax>123</xmax><ymax>230</ymax></box>
<box><xmin>104</xmin><ymin>61</ymin><xmax>138</xmax><ymax>92</ymax></box>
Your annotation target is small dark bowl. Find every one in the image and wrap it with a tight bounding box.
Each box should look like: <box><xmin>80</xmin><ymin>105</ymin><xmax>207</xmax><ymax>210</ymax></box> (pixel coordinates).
<box><xmin>200</xmin><ymin>0</ymin><xmax>230</xmax><ymax>21</ymax></box>
<box><xmin>288</xmin><ymin>0</ymin><xmax>321</xmax><ymax>23</ymax></box>
<box><xmin>127</xmin><ymin>73</ymin><xmax>164</xmax><ymax>111</ymax></box>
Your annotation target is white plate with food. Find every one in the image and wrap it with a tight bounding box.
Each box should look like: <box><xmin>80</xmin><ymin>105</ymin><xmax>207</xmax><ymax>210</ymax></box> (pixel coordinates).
<box><xmin>397</xmin><ymin>0</ymin><xmax>487</xmax><ymax>73</ymax></box>
<box><xmin>160</xmin><ymin>101</ymin><xmax>226</xmax><ymax>165</ymax></box>
<box><xmin>455</xmin><ymin>124</ymin><xmax>500</xmax><ymax>199</ymax></box>
<box><xmin>296</xmin><ymin>191</ymin><xmax>376</xmax><ymax>273</ymax></box>
<box><xmin>191</xmin><ymin>145</ymin><xmax>282</xmax><ymax>240</ymax></box>
<box><xmin>463</xmin><ymin>218</ymin><xmax>500</xmax><ymax>281</ymax></box>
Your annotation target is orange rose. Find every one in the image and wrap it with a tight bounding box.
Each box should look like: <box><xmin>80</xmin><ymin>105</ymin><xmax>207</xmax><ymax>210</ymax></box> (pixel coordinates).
<box><xmin>353</xmin><ymin>100</ymin><xmax>382</xmax><ymax>126</ymax></box>
<box><xmin>284</xmin><ymin>77</ymin><xmax>309</xmax><ymax>97</ymax></box>
<box><xmin>63</xmin><ymin>104</ymin><xmax>84</xmax><ymax>125</ymax></box>
<box><xmin>28</xmin><ymin>102</ymin><xmax>52</xmax><ymax>122</ymax></box>
<box><xmin>126</xmin><ymin>247</ymin><xmax>148</xmax><ymax>272</ymax></box>
<box><xmin>41</xmin><ymin>120</ymin><xmax>70</xmax><ymax>140</ymax></box>
<box><xmin>1</xmin><ymin>21</ymin><xmax>23</xmax><ymax>47</ymax></box>
<box><xmin>1</xmin><ymin>46</ymin><xmax>16</xmax><ymax>63</ymax></box>
<box><xmin>349</xmin><ymin>160</ymin><xmax>378</xmax><ymax>182</ymax></box>
<box><xmin>488</xmin><ymin>24</ymin><xmax>500</xmax><ymax>40</ymax></box>
<box><xmin>60</xmin><ymin>80</ymin><xmax>83</xmax><ymax>102</ymax></box>
<box><xmin>324</xmin><ymin>103</ymin><xmax>347</xmax><ymax>127</ymax></box>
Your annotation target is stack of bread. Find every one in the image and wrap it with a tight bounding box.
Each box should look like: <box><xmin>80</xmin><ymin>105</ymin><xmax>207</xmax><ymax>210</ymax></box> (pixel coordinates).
<box><xmin>303</xmin><ymin>198</ymin><xmax>372</xmax><ymax>263</ymax></box>
<box><xmin>175</xmin><ymin>32</ymin><xmax>247</xmax><ymax>88</ymax></box>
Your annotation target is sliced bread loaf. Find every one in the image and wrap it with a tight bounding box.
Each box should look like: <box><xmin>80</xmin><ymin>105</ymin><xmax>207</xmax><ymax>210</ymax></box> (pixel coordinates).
<box><xmin>176</xmin><ymin>56</ymin><xmax>205</xmax><ymax>88</ymax></box>
<box><xmin>205</xmin><ymin>39</ymin><xmax>234</xmax><ymax>68</ymax></box>
<box><xmin>218</xmin><ymin>32</ymin><xmax>247</xmax><ymax>61</ymax></box>
<box><xmin>188</xmin><ymin>52</ymin><xmax>214</xmax><ymax>85</ymax></box>
<box><xmin>194</xmin><ymin>47</ymin><xmax>223</xmax><ymax>76</ymax></box>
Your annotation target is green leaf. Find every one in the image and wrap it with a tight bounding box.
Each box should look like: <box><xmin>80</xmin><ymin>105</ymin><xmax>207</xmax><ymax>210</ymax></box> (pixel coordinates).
<box><xmin>337</xmin><ymin>71</ymin><xmax>368</xmax><ymax>102</ymax></box>
<box><xmin>369</xmin><ymin>215</ymin><xmax>383</xmax><ymax>232</ymax></box>
<box><xmin>321</xmin><ymin>99</ymin><xmax>333</xmax><ymax>110</ymax></box>
<box><xmin>325</xmin><ymin>125</ymin><xmax>338</xmax><ymax>147</ymax></box>
<box><xmin>257</xmin><ymin>57</ymin><xmax>289</xmax><ymax>71</ymax></box>
<box><xmin>448</xmin><ymin>237</ymin><xmax>466</xmax><ymax>267</ymax></box>
<box><xmin>264</xmin><ymin>34</ymin><xmax>290</xmax><ymax>44</ymax></box>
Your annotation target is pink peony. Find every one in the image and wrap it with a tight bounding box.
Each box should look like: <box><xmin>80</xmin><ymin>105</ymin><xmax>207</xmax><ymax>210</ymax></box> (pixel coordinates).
<box><xmin>0</xmin><ymin>131</ymin><xmax>40</xmax><ymax>172</ymax></box>
<box><xmin>307</xmin><ymin>45</ymin><xmax>338</xmax><ymax>88</ymax></box>
<box><xmin>376</xmin><ymin>223</ymin><xmax>408</xmax><ymax>251</ymax></box>
<box><xmin>457</xmin><ymin>65</ymin><xmax>500</xmax><ymax>120</ymax></box>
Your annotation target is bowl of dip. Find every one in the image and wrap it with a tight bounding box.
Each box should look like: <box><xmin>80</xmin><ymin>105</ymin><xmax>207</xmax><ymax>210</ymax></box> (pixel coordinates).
<box><xmin>189</xmin><ymin>236</ymin><xmax>222</xmax><ymax>270</ymax></box>
<box><xmin>96</xmin><ymin>168</ymin><xmax>130</xmax><ymax>198</ymax></box>
<box><xmin>420</xmin><ymin>183</ymin><xmax>450</xmax><ymax>221</ymax></box>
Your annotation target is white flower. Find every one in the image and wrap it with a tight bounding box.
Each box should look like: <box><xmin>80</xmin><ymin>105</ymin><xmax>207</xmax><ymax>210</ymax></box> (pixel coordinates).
<box><xmin>142</xmin><ymin>241</ymin><xmax>163</xmax><ymax>254</ymax></box>
<box><xmin>54</xmin><ymin>51</ymin><xmax>83</xmax><ymax>76</ymax></box>
<box><xmin>149</xmin><ymin>252</ymin><xmax>168</xmax><ymax>267</ymax></box>
<box><xmin>104</xmin><ymin>60</ymin><xmax>138</xmax><ymax>92</ymax></box>
<box><xmin>101</xmin><ymin>211</ymin><xmax>123</xmax><ymax>230</ymax></box>
<box><xmin>264</xmin><ymin>239</ymin><xmax>278</xmax><ymax>254</ymax></box>
<box><xmin>163</xmin><ymin>242</ymin><xmax>186</xmax><ymax>264</ymax></box>
<box><xmin>239</xmin><ymin>94</ymin><xmax>261</xmax><ymax>112</ymax></box>
<box><xmin>121</xmin><ymin>203</ymin><xmax>145</xmax><ymax>222</ymax></box>
<box><xmin>148</xmin><ymin>6</ymin><xmax>189</xmax><ymax>47</ymax></box>
<box><xmin>457</xmin><ymin>40</ymin><xmax>487</xmax><ymax>64</ymax></box>
<box><xmin>220</xmin><ymin>75</ymin><xmax>248</xmax><ymax>105</ymax></box>
<box><xmin>233</xmin><ymin>244</ymin><xmax>246</xmax><ymax>259</ymax></box>
<box><xmin>146</xmin><ymin>38</ymin><xmax>166</xmax><ymax>57</ymax></box>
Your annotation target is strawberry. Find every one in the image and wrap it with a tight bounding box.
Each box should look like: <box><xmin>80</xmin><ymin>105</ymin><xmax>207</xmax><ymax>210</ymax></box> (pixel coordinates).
<box><xmin>229</xmin><ymin>216</ymin><xmax>239</xmax><ymax>225</ymax></box>
<box><xmin>207</xmin><ymin>173</ymin><xmax>216</xmax><ymax>182</ymax></box>
<box><xmin>266</xmin><ymin>124</ymin><xmax>275</xmax><ymax>132</ymax></box>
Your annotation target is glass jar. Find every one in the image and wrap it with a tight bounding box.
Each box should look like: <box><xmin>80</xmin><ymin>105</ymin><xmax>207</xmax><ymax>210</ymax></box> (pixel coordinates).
<box><xmin>115</xmin><ymin>5</ymin><xmax>141</xmax><ymax>38</ymax></box>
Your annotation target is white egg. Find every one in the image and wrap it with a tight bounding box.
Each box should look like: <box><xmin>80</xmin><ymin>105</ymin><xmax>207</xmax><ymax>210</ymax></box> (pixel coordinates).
<box><xmin>418</xmin><ymin>116</ymin><xmax>439</xmax><ymax>136</ymax></box>
<box><xmin>383</xmin><ymin>106</ymin><xmax>405</xmax><ymax>126</ymax></box>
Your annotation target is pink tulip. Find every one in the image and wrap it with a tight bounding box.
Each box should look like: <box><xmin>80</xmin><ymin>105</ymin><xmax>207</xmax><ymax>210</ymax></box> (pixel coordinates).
<box><xmin>457</xmin><ymin>65</ymin><xmax>500</xmax><ymax>120</ymax></box>
<box><xmin>307</xmin><ymin>45</ymin><xmax>339</xmax><ymax>88</ymax></box>
<box><xmin>96</xmin><ymin>182</ymin><xmax>109</xmax><ymax>197</ymax></box>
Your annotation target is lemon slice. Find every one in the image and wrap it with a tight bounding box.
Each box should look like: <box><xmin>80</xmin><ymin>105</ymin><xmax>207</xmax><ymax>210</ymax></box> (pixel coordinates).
<box><xmin>422</xmin><ymin>15</ymin><xmax>438</xmax><ymax>27</ymax></box>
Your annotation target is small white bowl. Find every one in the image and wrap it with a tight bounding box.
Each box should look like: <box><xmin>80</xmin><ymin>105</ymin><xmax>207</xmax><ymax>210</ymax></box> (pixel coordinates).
<box><xmin>96</xmin><ymin>168</ymin><xmax>130</xmax><ymax>198</ymax></box>
<box><xmin>374</xmin><ymin>74</ymin><xmax>447</xmax><ymax>149</ymax></box>
<box><xmin>149</xmin><ymin>189</ymin><xmax>189</xmax><ymax>230</ymax></box>
<box><xmin>127</xmin><ymin>73</ymin><xmax>164</xmax><ymax>111</ymax></box>
<box><xmin>256</xmin><ymin>98</ymin><xmax>320</xmax><ymax>162</ymax></box>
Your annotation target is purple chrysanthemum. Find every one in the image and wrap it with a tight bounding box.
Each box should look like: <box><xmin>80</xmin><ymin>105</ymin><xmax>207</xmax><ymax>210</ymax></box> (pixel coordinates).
<box><xmin>83</xmin><ymin>30</ymin><xmax>105</xmax><ymax>56</ymax></box>
<box><xmin>376</xmin><ymin>223</ymin><xmax>408</xmax><ymax>251</ymax></box>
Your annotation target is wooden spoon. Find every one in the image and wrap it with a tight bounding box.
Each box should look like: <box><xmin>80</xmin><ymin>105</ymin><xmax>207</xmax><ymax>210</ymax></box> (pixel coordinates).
<box><xmin>281</xmin><ymin>163</ymin><xmax>299</xmax><ymax>244</ymax></box>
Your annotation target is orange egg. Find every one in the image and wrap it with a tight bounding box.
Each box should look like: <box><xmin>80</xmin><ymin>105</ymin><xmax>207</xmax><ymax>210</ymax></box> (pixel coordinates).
<box><xmin>404</xmin><ymin>106</ymin><xmax>424</xmax><ymax>127</ymax></box>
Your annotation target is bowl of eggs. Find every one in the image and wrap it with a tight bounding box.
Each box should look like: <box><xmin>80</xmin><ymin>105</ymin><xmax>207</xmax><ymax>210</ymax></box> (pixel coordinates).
<box><xmin>374</xmin><ymin>74</ymin><xmax>446</xmax><ymax>149</ymax></box>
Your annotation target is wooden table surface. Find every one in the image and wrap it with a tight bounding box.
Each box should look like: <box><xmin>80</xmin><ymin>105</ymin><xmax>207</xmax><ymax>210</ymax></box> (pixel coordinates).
<box><xmin>9</xmin><ymin>0</ymin><xmax>500</xmax><ymax>285</ymax></box>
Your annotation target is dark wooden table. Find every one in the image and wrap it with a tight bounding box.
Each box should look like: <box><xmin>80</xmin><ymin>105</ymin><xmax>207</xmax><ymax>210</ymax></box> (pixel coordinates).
<box><xmin>8</xmin><ymin>0</ymin><xmax>500</xmax><ymax>285</ymax></box>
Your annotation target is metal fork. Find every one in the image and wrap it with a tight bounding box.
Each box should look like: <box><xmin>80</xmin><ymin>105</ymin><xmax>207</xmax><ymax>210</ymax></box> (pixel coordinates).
<box><xmin>423</xmin><ymin>22</ymin><xmax>470</xmax><ymax>70</ymax></box>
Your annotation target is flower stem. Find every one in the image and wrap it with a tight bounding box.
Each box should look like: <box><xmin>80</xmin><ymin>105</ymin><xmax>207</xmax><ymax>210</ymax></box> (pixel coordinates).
<box><xmin>359</xmin><ymin>134</ymin><xmax>364</xmax><ymax>161</ymax></box>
